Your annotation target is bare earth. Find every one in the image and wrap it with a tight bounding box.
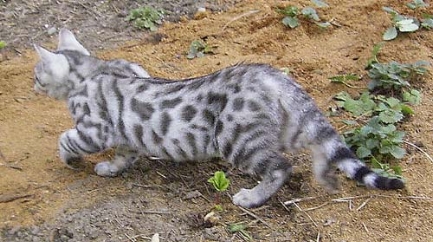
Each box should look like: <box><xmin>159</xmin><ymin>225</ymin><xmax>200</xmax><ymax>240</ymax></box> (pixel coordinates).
<box><xmin>1</xmin><ymin>0</ymin><xmax>433</xmax><ymax>241</ymax></box>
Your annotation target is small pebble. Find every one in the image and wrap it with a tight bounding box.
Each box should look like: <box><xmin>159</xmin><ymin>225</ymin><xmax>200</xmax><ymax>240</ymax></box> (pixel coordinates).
<box><xmin>47</xmin><ymin>27</ymin><xmax>57</xmax><ymax>36</ymax></box>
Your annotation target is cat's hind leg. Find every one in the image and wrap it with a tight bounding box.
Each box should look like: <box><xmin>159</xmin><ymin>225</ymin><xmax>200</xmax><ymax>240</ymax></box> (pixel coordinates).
<box><xmin>94</xmin><ymin>146</ymin><xmax>138</xmax><ymax>177</ymax></box>
<box><xmin>231</xmin><ymin>151</ymin><xmax>292</xmax><ymax>208</ymax></box>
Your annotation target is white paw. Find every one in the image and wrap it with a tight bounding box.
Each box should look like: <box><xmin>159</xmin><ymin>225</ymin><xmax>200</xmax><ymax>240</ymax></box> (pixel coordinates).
<box><xmin>232</xmin><ymin>188</ymin><xmax>261</xmax><ymax>208</ymax></box>
<box><xmin>94</xmin><ymin>161</ymin><xmax>120</xmax><ymax>177</ymax></box>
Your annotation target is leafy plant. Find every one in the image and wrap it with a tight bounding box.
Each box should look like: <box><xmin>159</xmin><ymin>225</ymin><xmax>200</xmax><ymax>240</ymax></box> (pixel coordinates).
<box><xmin>367</xmin><ymin>60</ymin><xmax>430</xmax><ymax>93</ymax></box>
<box><xmin>0</xmin><ymin>41</ymin><xmax>6</xmax><ymax>49</ymax></box>
<box><xmin>382</xmin><ymin>7</ymin><xmax>419</xmax><ymax>40</ymax></box>
<box><xmin>344</xmin><ymin>117</ymin><xmax>406</xmax><ymax>161</ymax></box>
<box><xmin>366</xmin><ymin>42</ymin><xmax>384</xmax><ymax>68</ymax></box>
<box><xmin>208</xmin><ymin>171</ymin><xmax>230</xmax><ymax>192</ymax></box>
<box><xmin>421</xmin><ymin>13</ymin><xmax>433</xmax><ymax>29</ymax></box>
<box><xmin>371</xmin><ymin>157</ymin><xmax>403</xmax><ymax>179</ymax></box>
<box><xmin>228</xmin><ymin>223</ymin><xmax>253</xmax><ymax>241</ymax></box>
<box><xmin>126</xmin><ymin>6</ymin><xmax>164</xmax><ymax>31</ymax></box>
<box><xmin>278</xmin><ymin>0</ymin><xmax>330</xmax><ymax>29</ymax></box>
<box><xmin>187</xmin><ymin>40</ymin><xmax>214</xmax><ymax>59</ymax></box>
<box><xmin>208</xmin><ymin>171</ymin><xmax>230</xmax><ymax>206</ymax></box>
<box><xmin>406</xmin><ymin>0</ymin><xmax>428</xmax><ymax>9</ymax></box>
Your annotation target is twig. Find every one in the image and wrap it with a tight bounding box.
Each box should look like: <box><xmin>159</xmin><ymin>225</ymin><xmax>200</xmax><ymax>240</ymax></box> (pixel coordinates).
<box><xmin>223</xmin><ymin>10</ymin><xmax>260</xmax><ymax>30</ymax></box>
<box><xmin>237</xmin><ymin>206</ymin><xmax>272</xmax><ymax>228</ymax></box>
<box><xmin>404</xmin><ymin>141</ymin><xmax>433</xmax><ymax>163</ymax></box>
<box><xmin>140</xmin><ymin>210</ymin><xmax>172</xmax><ymax>215</ymax></box>
<box><xmin>356</xmin><ymin>197</ymin><xmax>372</xmax><ymax>211</ymax></box>
<box><xmin>362</xmin><ymin>222</ymin><xmax>369</xmax><ymax>233</ymax></box>
<box><xmin>293</xmin><ymin>202</ymin><xmax>318</xmax><ymax>227</ymax></box>
<box><xmin>281</xmin><ymin>200</ymin><xmax>318</xmax><ymax>227</ymax></box>
<box><xmin>303</xmin><ymin>202</ymin><xmax>330</xmax><ymax>212</ymax></box>
<box><xmin>283</xmin><ymin>196</ymin><xmax>319</xmax><ymax>205</ymax></box>
<box><xmin>0</xmin><ymin>194</ymin><xmax>32</xmax><ymax>203</ymax></box>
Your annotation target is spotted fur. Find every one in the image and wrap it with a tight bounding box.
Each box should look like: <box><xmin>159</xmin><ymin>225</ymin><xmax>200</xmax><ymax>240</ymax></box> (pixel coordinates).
<box><xmin>33</xmin><ymin>29</ymin><xmax>404</xmax><ymax>208</ymax></box>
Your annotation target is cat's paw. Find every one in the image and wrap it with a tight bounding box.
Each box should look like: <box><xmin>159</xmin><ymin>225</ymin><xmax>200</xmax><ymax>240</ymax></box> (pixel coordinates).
<box><xmin>94</xmin><ymin>161</ymin><xmax>121</xmax><ymax>177</ymax></box>
<box><xmin>232</xmin><ymin>188</ymin><xmax>264</xmax><ymax>208</ymax></box>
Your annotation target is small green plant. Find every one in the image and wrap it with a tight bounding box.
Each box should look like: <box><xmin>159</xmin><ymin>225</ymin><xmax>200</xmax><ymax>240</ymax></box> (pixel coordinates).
<box><xmin>186</xmin><ymin>40</ymin><xmax>214</xmax><ymax>59</ymax></box>
<box><xmin>0</xmin><ymin>41</ymin><xmax>6</xmax><ymax>49</ymax></box>
<box><xmin>382</xmin><ymin>7</ymin><xmax>419</xmax><ymax>40</ymax></box>
<box><xmin>367</xmin><ymin>60</ymin><xmax>430</xmax><ymax>93</ymax></box>
<box><xmin>278</xmin><ymin>0</ymin><xmax>330</xmax><ymax>29</ymax></box>
<box><xmin>366</xmin><ymin>42</ymin><xmax>384</xmax><ymax>68</ymax></box>
<box><xmin>208</xmin><ymin>171</ymin><xmax>230</xmax><ymax>192</ymax></box>
<box><xmin>406</xmin><ymin>0</ymin><xmax>428</xmax><ymax>9</ymax></box>
<box><xmin>344</xmin><ymin>116</ymin><xmax>406</xmax><ymax>161</ymax></box>
<box><xmin>208</xmin><ymin>171</ymin><xmax>230</xmax><ymax>206</ymax></box>
<box><xmin>126</xmin><ymin>6</ymin><xmax>164</xmax><ymax>31</ymax></box>
<box><xmin>421</xmin><ymin>13</ymin><xmax>433</xmax><ymax>29</ymax></box>
<box><xmin>228</xmin><ymin>223</ymin><xmax>253</xmax><ymax>241</ymax></box>
<box><xmin>329</xmin><ymin>74</ymin><xmax>360</xmax><ymax>87</ymax></box>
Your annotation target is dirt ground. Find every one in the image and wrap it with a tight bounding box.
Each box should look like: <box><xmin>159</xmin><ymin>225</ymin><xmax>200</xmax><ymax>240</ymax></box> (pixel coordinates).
<box><xmin>1</xmin><ymin>0</ymin><xmax>433</xmax><ymax>241</ymax></box>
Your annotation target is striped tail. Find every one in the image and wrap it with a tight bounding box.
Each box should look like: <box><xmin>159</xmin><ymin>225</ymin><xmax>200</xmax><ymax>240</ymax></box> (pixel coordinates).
<box><xmin>334</xmin><ymin>146</ymin><xmax>405</xmax><ymax>190</ymax></box>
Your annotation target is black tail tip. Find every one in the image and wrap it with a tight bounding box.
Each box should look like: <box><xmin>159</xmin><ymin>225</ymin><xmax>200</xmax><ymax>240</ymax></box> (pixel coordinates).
<box><xmin>389</xmin><ymin>178</ymin><xmax>405</xmax><ymax>190</ymax></box>
<box><xmin>375</xmin><ymin>176</ymin><xmax>405</xmax><ymax>190</ymax></box>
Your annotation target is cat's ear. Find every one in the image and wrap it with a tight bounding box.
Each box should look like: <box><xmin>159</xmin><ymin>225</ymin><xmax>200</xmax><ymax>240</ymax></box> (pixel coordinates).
<box><xmin>57</xmin><ymin>28</ymin><xmax>90</xmax><ymax>56</ymax></box>
<box><xmin>34</xmin><ymin>44</ymin><xmax>58</xmax><ymax>62</ymax></box>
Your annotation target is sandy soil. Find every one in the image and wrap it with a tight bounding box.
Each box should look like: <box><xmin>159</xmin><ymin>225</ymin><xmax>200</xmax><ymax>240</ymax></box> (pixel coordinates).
<box><xmin>1</xmin><ymin>0</ymin><xmax>433</xmax><ymax>241</ymax></box>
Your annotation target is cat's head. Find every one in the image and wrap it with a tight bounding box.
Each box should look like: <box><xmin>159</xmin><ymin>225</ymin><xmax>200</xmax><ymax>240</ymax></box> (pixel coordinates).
<box><xmin>33</xmin><ymin>29</ymin><xmax>90</xmax><ymax>100</ymax></box>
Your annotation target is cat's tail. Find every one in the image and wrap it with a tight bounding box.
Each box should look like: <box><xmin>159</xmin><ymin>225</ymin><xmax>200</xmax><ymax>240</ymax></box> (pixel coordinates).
<box><xmin>312</xmin><ymin>140</ymin><xmax>405</xmax><ymax>191</ymax></box>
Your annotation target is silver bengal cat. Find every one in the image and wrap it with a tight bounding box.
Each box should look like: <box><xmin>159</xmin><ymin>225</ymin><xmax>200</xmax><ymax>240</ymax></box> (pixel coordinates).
<box><xmin>33</xmin><ymin>29</ymin><xmax>404</xmax><ymax>208</ymax></box>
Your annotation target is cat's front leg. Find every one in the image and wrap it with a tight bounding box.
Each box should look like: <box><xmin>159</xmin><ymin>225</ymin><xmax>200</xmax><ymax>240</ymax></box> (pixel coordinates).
<box><xmin>59</xmin><ymin>128</ymin><xmax>103</xmax><ymax>169</ymax></box>
<box><xmin>94</xmin><ymin>146</ymin><xmax>138</xmax><ymax>177</ymax></box>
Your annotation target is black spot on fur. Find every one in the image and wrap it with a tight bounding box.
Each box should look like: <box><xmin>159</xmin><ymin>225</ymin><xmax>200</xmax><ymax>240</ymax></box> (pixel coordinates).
<box><xmin>186</xmin><ymin>133</ymin><xmax>198</xmax><ymax>157</ymax></box>
<box><xmin>160</xmin><ymin>112</ymin><xmax>172</xmax><ymax>135</ymax></box>
<box><xmin>137</xmin><ymin>84</ymin><xmax>148</xmax><ymax>93</ymax></box>
<box><xmin>152</xmin><ymin>130</ymin><xmax>163</xmax><ymax>144</ymax></box>
<box><xmin>248</xmin><ymin>101</ymin><xmax>261</xmax><ymax>112</ymax></box>
<box><xmin>202</xmin><ymin>109</ymin><xmax>215</xmax><ymax>125</ymax></box>
<box><xmin>233</xmin><ymin>98</ymin><xmax>244</xmax><ymax>111</ymax></box>
<box><xmin>215</xmin><ymin>120</ymin><xmax>224</xmax><ymax>136</ymax></box>
<box><xmin>207</xmin><ymin>92</ymin><xmax>228</xmax><ymax>111</ymax></box>
<box><xmin>182</xmin><ymin>105</ymin><xmax>197</xmax><ymax>122</ymax></box>
<box><xmin>131</xmin><ymin>98</ymin><xmax>155</xmax><ymax>120</ymax></box>
<box><xmin>160</xmin><ymin>97</ymin><xmax>183</xmax><ymax>109</ymax></box>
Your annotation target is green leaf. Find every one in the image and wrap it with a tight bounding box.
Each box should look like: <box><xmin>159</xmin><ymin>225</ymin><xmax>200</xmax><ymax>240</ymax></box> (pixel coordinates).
<box><xmin>383</xmin><ymin>26</ymin><xmax>398</xmax><ymax>40</ymax></box>
<box><xmin>228</xmin><ymin>223</ymin><xmax>247</xmax><ymax>233</ymax></box>
<box><xmin>391</xmin><ymin>165</ymin><xmax>403</xmax><ymax>176</ymax></box>
<box><xmin>301</xmin><ymin>7</ymin><xmax>320</xmax><ymax>21</ymax></box>
<box><xmin>401</xmin><ymin>104</ymin><xmax>414</xmax><ymax>115</ymax></box>
<box><xmin>311</xmin><ymin>0</ymin><xmax>329</xmax><ymax>8</ymax></box>
<box><xmin>208</xmin><ymin>171</ymin><xmax>230</xmax><ymax>192</ymax></box>
<box><xmin>402</xmin><ymin>89</ymin><xmax>421</xmax><ymax>105</ymax></box>
<box><xmin>421</xmin><ymin>18</ymin><xmax>433</xmax><ymax>29</ymax></box>
<box><xmin>357</xmin><ymin>146</ymin><xmax>371</xmax><ymax>158</ymax></box>
<box><xmin>282</xmin><ymin>16</ymin><xmax>299</xmax><ymax>28</ymax></box>
<box><xmin>0</xmin><ymin>41</ymin><xmax>5</xmax><ymax>49</ymax></box>
<box><xmin>382</xmin><ymin>7</ymin><xmax>398</xmax><ymax>14</ymax></box>
<box><xmin>390</xmin><ymin>146</ymin><xmax>406</xmax><ymax>159</ymax></box>
<box><xmin>378</xmin><ymin>109</ymin><xmax>403</xmax><ymax>123</ymax></box>
<box><xmin>406</xmin><ymin>0</ymin><xmax>428</xmax><ymax>9</ymax></box>
<box><xmin>396</xmin><ymin>19</ymin><xmax>419</xmax><ymax>32</ymax></box>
